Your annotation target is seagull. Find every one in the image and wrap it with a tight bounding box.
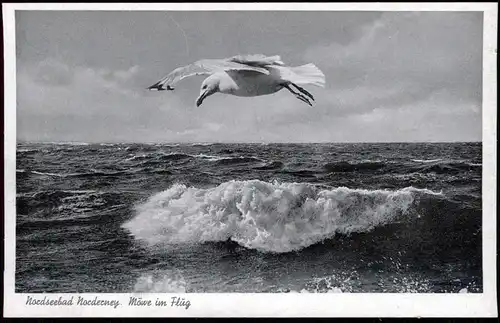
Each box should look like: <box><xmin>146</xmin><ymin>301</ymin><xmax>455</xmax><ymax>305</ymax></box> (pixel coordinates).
<box><xmin>147</xmin><ymin>54</ymin><xmax>325</xmax><ymax>107</ymax></box>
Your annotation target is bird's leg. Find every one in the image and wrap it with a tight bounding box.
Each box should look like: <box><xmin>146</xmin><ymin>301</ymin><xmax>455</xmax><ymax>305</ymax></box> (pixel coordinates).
<box><xmin>295</xmin><ymin>94</ymin><xmax>313</xmax><ymax>106</ymax></box>
<box><xmin>282</xmin><ymin>84</ymin><xmax>312</xmax><ymax>106</ymax></box>
<box><xmin>290</xmin><ymin>83</ymin><xmax>314</xmax><ymax>101</ymax></box>
<box><xmin>288</xmin><ymin>87</ymin><xmax>312</xmax><ymax>106</ymax></box>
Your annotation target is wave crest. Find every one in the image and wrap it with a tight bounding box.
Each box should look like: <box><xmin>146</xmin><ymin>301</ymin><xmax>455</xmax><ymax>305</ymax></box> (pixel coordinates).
<box><xmin>122</xmin><ymin>180</ymin><xmax>438</xmax><ymax>253</ymax></box>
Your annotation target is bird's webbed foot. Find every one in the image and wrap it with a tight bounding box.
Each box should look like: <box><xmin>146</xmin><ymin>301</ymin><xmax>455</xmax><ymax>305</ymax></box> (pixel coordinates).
<box><xmin>283</xmin><ymin>83</ymin><xmax>313</xmax><ymax>106</ymax></box>
<box><xmin>290</xmin><ymin>83</ymin><xmax>315</xmax><ymax>101</ymax></box>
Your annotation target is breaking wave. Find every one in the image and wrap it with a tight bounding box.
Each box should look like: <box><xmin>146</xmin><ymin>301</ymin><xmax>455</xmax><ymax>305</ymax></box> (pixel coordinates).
<box><xmin>122</xmin><ymin>180</ymin><xmax>441</xmax><ymax>253</ymax></box>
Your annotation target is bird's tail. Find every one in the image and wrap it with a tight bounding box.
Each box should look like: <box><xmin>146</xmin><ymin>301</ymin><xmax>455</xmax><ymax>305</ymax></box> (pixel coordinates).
<box><xmin>288</xmin><ymin>63</ymin><xmax>326</xmax><ymax>88</ymax></box>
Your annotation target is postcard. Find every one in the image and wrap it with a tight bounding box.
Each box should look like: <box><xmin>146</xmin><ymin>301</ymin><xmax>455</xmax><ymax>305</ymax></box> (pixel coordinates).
<box><xmin>3</xmin><ymin>2</ymin><xmax>497</xmax><ymax>318</ymax></box>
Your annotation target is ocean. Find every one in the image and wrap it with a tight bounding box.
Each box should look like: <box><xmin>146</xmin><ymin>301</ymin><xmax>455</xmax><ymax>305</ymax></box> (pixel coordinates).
<box><xmin>15</xmin><ymin>142</ymin><xmax>482</xmax><ymax>293</ymax></box>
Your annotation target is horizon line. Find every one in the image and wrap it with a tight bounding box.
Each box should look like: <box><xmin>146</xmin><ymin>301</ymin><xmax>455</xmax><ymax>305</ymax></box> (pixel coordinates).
<box><xmin>16</xmin><ymin>140</ymin><xmax>483</xmax><ymax>145</ymax></box>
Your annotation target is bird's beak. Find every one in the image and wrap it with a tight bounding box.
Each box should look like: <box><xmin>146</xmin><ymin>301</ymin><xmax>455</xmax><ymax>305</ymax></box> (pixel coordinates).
<box><xmin>196</xmin><ymin>90</ymin><xmax>209</xmax><ymax>107</ymax></box>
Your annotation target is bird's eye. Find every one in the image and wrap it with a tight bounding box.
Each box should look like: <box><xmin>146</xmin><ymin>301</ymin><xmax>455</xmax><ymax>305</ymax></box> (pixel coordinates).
<box><xmin>202</xmin><ymin>85</ymin><xmax>207</xmax><ymax>89</ymax></box>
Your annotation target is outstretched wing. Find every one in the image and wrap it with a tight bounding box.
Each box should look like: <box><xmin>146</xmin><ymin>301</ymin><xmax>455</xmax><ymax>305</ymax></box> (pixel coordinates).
<box><xmin>147</xmin><ymin>59</ymin><xmax>270</xmax><ymax>91</ymax></box>
<box><xmin>229</xmin><ymin>54</ymin><xmax>285</xmax><ymax>67</ymax></box>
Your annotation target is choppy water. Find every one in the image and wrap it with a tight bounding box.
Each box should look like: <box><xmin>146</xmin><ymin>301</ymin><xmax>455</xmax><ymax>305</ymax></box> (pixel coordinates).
<box><xmin>16</xmin><ymin>142</ymin><xmax>482</xmax><ymax>293</ymax></box>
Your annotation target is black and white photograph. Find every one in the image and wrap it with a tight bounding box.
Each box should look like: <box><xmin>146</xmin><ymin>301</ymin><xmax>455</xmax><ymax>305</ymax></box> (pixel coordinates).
<box><xmin>3</xmin><ymin>2</ymin><xmax>498</xmax><ymax>318</ymax></box>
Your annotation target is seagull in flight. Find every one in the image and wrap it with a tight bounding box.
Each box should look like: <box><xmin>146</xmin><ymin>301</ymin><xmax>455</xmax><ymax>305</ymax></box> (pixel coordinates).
<box><xmin>147</xmin><ymin>54</ymin><xmax>325</xmax><ymax>107</ymax></box>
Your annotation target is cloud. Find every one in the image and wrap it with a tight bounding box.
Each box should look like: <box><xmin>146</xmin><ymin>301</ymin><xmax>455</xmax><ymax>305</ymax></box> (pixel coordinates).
<box><xmin>297</xmin><ymin>11</ymin><xmax>482</xmax><ymax>141</ymax></box>
<box><xmin>304</xmin><ymin>12</ymin><xmax>482</xmax><ymax>101</ymax></box>
<box><xmin>31</xmin><ymin>58</ymin><xmax>74</xmax><ymax>86</ymax></box>
<box><xmin>17</xmin><ymin>59</ymin><xmax>195</xmax><ymax>142</ymax></box>
<box><xmin>16</xmin><ymin>11</ymin><xmax>482</xmax><ymax>143</ymax></box>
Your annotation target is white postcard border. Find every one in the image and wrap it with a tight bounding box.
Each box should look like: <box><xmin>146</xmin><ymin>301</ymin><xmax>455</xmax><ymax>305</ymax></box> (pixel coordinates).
<box><xmin>3</xmin><ymin>2</ymin><xmax>498</xmax><ymax>318</ymax></box>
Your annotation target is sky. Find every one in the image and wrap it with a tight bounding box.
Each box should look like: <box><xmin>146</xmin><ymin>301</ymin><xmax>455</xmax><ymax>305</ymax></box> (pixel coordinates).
<box><xmin>15</xmin><ymin>10</ymin><xmax>483</xmax><ymax>143</ymax></box>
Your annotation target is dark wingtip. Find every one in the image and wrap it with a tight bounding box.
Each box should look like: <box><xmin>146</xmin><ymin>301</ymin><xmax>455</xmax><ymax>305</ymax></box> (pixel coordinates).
<box><xmin>147</xmin><ymin>83</ymin><xmax>175</xmax><ymax>91</ymax></box>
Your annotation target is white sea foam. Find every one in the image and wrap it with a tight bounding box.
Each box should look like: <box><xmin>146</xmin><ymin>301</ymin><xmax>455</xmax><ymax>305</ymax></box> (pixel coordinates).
<box><xmin>191</xmin><ymin>153</ymin><xmax>222</xmax><ymax>161</ymax></box>
<box><xmin>133</xmin><ymin>270</ymin><xmax>186</xmax><ymax>293</ymax></box>
<box><xmin>193</xmin><ymin>154</ymin><xmax>262</xmax><ymax>162</ymax></box>
<box><xmin>411</xmin><ymin>158</ymin><xmax>443</xmax><ymax>163</ymax></box>
<box><xmin>124</xmin><ymin>154</ymin><xmax>148</xmax><ymax>161</ymax></box>
<box><xmin>302</xmin><ymin>272</ymin><xmax>359</xmax><ymax>293</ymax></box>
<box><xmin>122</xmin><ymin>180</ymin><xmax>439</xmax><ymax>253</ymax></box>
<box><xmin>42</xmin><ymin>141</ymin><xmax>90</xmax><ymax>146</ymax></box>
<box><xmin>31</xmin><ymin>170</ymin><xmax>66</xmax><ymax>178</ymax></box>
<box><xmin>190</xmin><ymin>143</ymin><xmax>213</xmax><ymax>146</ymax></box>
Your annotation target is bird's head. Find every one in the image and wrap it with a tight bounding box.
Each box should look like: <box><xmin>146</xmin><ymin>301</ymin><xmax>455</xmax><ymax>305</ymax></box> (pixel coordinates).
<box><xmin>196</xmin><ymin>75</ymin><xmax>220</xmax><ymax>107</ymax></box>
